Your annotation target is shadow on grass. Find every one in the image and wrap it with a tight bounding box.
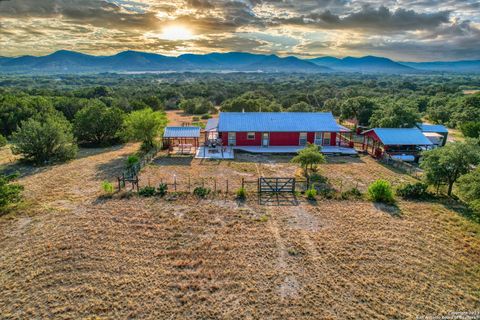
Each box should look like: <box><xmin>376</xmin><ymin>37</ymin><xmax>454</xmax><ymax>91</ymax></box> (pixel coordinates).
<box><xmin>373</xmin><ymin>202</ymin><xmax>402</xmax><ymax>217</ymax></box>
<box><xmin>439</xmin><ymin>199</ymin><xmax>480</xmax><ymax>224</ymax></box>
<box><xmin>151</xmin><ymin>155</ymin><xmax>193</xmax><ymax>167</ymax></box>
<box><xmin>258</xmin><ymin>192</ymin><xmax>299</xmax><ymax>206</ymax></box>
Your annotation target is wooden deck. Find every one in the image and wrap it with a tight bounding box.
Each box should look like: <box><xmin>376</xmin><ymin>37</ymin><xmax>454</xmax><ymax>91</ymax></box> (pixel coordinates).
<box><xmin>233</xmin><ymin>146</ymin><xmax>357</xmax><ymax>155</ymax></box>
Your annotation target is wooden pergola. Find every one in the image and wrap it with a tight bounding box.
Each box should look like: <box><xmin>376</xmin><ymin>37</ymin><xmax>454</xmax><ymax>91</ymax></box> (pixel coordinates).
<box><xmin>163</xmin><ymin>126</ymin><xmax>201</xmax><ymax>155</ymax></box>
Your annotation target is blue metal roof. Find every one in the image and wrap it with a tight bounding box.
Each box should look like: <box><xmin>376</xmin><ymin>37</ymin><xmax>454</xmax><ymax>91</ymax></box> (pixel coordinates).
<box><xmin>366</xmin><ymin>128</ymin><xmax>433</xmax><ymax>146</ymax></box>
<box><xmin>164</xmin><ymin>126</ymin><xmax>200</xmax><ymax>138</ymax></box>
<box><xmin>218</xmin><ymin>112</ymin><xmax>348</xmax><ymax>132</ymax></box>
<box><xmin>416</xmin><ymin>123</ymin><xmax>449</xmax><ymax>133</ymax></box>
<box><xmin>205</xmin><ymin>118</ymin><xmax>219</xmax><ymax>131</ymax></box>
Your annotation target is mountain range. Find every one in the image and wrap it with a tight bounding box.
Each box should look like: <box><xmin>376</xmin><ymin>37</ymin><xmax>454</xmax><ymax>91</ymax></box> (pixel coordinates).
<box><xmin>1</xmin><ymin>50</ymin><xmax>479</xmax><ymax>74</ymax></box>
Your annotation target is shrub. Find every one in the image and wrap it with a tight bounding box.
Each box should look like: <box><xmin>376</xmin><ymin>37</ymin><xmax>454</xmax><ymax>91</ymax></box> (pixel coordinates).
<box><xmin>309</xmin><ymin>172</ymin><xmax>328</xmax><ymax>184</ymax></box>
<box><xmin>193</xmin><ymin>186</ymin><xmax>211</xmax><ymax>198</ymax></box>
<box><xmin>192</xmin><ymin>116</ymin><xmax>200</xmax><ymax>121</ymax></box>
<box><xmin>101</xmin><ymin>181</ymin><xmax>114</xmax><ymax>194</ymax></box>
<box><xmin>341</xmin><ymin>187</ymin><xmax>363</xmax><ymax>200</ymax></box>
<box><xmin>74</xmin><ymin>100</ymin><xmax>124</xmax><ymax>146</ymax></box>
<box><xmin>396</xmin><ymin>182</ymin><xmax>429</xmax><ymax>199</ymax></box>
<box><xmin>201</xmin><ymin>114</ymin><xmax>212</xmax><ymax>120</ymax></box>
<box><xmin>11</xmin><ymin>113</ymin><xmax>77</xmax><ymax>164</ymax></box>
<box><xmin>291</xmin><ymin>143</ymin><xmax>326</xmax><ymax>179</ymax></box>
<box><xmin>367</xmin><ymin>179</ymin><xmax>395</xmax><ymax>204</ymax></box>
<box><xmin>0</xmin><ymin>173</ymin><xmax>23</xmax><ymax>210</ymax></box>
<box><xmin>138</xmin><ymin>186</ymin><xmax>156</xmax><ymax>197</ymax></box>
<box><xmin>157</xmin><ymin>183</ymin><xmax>168</xmax><ymax>197</ymax></box>
<box><xmin>126</xmin><ymin>155</ymin><xmax>140</xmax><ymax>168</ymax></box>
<box><xmin>318</xmin><ymin>187</ymin><xmax>336</xmax><ymax>199</ymax></box>
<box><xmin>0</xmin><ymin>134</ymin><xmax>7</xmax><ymax>148</ymax></box>
<box><xmin>305</xmin><ymin>188</ymin><xmax>317</xmax><ymax>201</ymax></box>
<box><xmin>236</xmin><ymin>187</ymin><xmax>246</xmax><ymax>200</ymax></box>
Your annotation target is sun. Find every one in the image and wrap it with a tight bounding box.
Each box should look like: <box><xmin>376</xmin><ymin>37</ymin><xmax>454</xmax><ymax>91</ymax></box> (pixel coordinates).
<box><xmin>160</xmin><ymin>25</ymin><xmax>194</xmax><ymax>41</ymax></box>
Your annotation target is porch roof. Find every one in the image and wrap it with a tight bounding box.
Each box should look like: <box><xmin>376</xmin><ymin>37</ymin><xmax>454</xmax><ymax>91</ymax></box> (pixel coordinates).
<box><xmin>364</xmin><ymin>128</ymin><xmax>433</xmax><ymax>146</ymax></box>
<box><xmin>163</xmin><ymin>126</ymin><xmax>200</xmax><ymax>138</ymax></box>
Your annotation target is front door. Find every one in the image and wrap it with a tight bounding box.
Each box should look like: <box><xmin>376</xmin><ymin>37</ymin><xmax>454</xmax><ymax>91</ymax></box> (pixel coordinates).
<box><xmin>314</xmin><ymin>132</ymin><xmax>322</xmax><ymax>145</ymax></box>
<box><xmin>262</xmin><ymin>132</ymin><xmax>269</xmax><ymax>147</ymax></box>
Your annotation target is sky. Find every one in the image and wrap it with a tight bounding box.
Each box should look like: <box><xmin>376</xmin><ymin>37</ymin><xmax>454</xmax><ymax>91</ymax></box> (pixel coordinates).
<box><xmin>0</xmin><ymin>0</ymin><xmax>479</xmax><ymax>61</ymax></box>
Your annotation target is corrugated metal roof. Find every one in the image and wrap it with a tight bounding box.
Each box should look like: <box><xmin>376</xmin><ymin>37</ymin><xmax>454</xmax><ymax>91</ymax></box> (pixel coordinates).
<box><xmin>205</xmin><ymin>118</ymin><xmax>219</xmax><ymax>131</ymax></box>
<box><xmin>218</xmin><ymin>112</ymin><xmax>348</xmax><ymax>132</ymax></box>
<box><xmin>366</xmin><ymin>128</ymin><xmax>433</xmax><ymax>145</ymax></box>
<box><xmin>416</xmin><ymin>123</ymin><xmax>448</xmax><ymax>133</ymax></box>
<box><xmin>164</xmin><ymin>126</ymin><xmax>200</xmax><ymax>138</ymax></box>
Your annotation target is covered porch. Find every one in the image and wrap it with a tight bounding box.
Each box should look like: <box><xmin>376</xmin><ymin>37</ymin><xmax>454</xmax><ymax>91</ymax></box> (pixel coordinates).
<box><xmin>233</xmin><ymin>145</ymin><xmax>357</xmax><ymax>155</ymax></box>
<box><xmin>163</xmin><ymin>126</ymin><xmax>201</xmax><ymax>155</ymax></box>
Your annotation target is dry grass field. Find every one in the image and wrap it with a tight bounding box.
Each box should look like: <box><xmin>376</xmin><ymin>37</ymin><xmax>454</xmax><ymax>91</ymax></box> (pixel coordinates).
<box><xmin>1</xmin><ymin>143</ymin><xmax>480</xmax><ymax>319</ymax></box>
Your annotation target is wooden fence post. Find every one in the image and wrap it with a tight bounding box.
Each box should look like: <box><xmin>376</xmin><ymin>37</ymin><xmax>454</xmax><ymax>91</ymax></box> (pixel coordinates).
<box><xmin>188</xmin><ymin>176</ymin><xmax>191</xmax><ymax>192</ymax></box>
<box><xmin>226</xmin><ymin>179</ymin><xmax>229</xmax><ymax>194</ymax></box>
<box><xmin>174</xmin><ymin>175</ymin><xmax>177</xmax><ymax>192</ymax></box>
<box><xmin>214</xmin><ymin>178</ymin><xmax>217</xmax><ymax>193</ymax></box>
<box><xmin>242</xmin><ymin>178</ymin><xmax>244</xmax><ymax>189</ymax></box>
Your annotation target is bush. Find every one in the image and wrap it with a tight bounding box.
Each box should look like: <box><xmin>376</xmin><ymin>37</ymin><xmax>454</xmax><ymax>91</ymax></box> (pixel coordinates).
<box><xmin>201</xmin><ymin>114</ymin><xmax>212</xmax><ymax>120</ymax></box>
<box><xmin>236</xmin><ymin>187</ymin><xmax>246</xmax><ymax>200</ymax></box>
<box><xmin>341</xmin><ymin>187</ymin><xmax>363</xmax><ymax>200</ymax></box>
<box><xmin>0</xmin><ymin>173</ymin><xmax>23</xmax><ymax>210</ymax></box>
<box><xmin>74</xmin><ymin>101</ymin><xmax>124</xmax><ymax>146</ymax></box>
<box><xmin>126</xmin><ymin>155</ymin><xmax>139</xmax><ymax>168</ymax></box>
<box><xmin>305</xmin><ymin>188</ymin><xmax>317</xmax><ymax>201</ymax></box>
<box><xmin>157</xmin><ymin>183</ymin><xmax>168</xmax><ymax>197</ymax></box>
<box><xmin>0</xmin><ymin>134</ymin><xmax>7</xmax><ymax>148</ymax></box>
<box><xmin>11</xmin><ymin>113</ymin><xmax>77</xmax><ymax>164</ymax></box>
<box><xmin>309</xmin><ymin>172</ymin><xmax>328</xmax><ymax>184</ymax></box>
<box><xmin>138</xmin><ymin>186</ymin><xmax>156</xmax><ymax>197</ymax></box>
<box><xmin>101</xmin><ymin>181</ymin><xmax>114</xmax><ymax>194</ymax></box>
<box><xmin>192</xmin><ymin>116</ymin><xmax>200</xmax><ymax>122</ymax></box>
<box><xmin>193</xmin><ymin>186</ymin><xmax>211</xmax><ymax>198</ymax></box>
<box><xmin>396</xmin><ymin>182</ymin><xmax>429</xmax><ymax>199</ymax></box>
<box><xmin>318</xmin><ymin>187</ymin><xmax>336</xmax><ymax>199</ymax></box>
<box><xmin>367</xmin><ymin>179</ymin><xmax>395</xmax><ymax>204</ymax></box>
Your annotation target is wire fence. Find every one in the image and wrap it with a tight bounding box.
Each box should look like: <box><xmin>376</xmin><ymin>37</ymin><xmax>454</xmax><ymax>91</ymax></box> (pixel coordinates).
<box><xmin>117</xmin><ymin>146</ymin><xmax>161</xmax><ymax>191</ymax></box>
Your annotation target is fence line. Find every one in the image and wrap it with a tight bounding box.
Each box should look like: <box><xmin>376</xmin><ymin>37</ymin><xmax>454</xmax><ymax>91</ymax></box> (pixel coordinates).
<box><xmin>117</xmin><ymin>146</ymin><xmax>161</xmax><ymax>191</ymax></box>
<box><xmin>379</xmin><ymin>156</ymin><xmax>422</xmax><ymax>178</ymax></box>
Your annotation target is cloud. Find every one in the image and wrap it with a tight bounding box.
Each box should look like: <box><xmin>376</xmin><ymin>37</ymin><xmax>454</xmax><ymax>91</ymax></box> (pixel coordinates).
<box><xmin>0</xmin><ymin>0</ymin><xmax>479</xmax><ymax>61</ymax></box>
<box><xmin>272</xmin><ymin>6</ymin><xmax>450</xmax><ymax>32</ymax></box>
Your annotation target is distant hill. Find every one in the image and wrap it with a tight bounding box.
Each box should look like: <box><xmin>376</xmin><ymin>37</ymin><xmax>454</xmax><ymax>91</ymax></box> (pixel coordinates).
<box><xmin>400</xmin><ymin>60</ymin><xmax>480</xmax><ymax>73</ymax></box>
<box><xmin>309</xmin><ymin>55</ymin><xmax>415</xmax><ymax>73</ymax></box>
<box><xmin>0</xmin><ymin>50</ymin><xmax>330</xmax><ymax>74</ymax></box>
<box><xmin>1</xmin><ymin>50</ymin><xmax>480</xmax><ymax>74</ymax></box>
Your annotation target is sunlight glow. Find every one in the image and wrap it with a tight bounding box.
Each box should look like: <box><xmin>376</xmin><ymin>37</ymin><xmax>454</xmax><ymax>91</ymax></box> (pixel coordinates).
<box><xmin>160</xmin><ymin>25</ymin><xmax>194</xmax><ymax>41</ymax></box>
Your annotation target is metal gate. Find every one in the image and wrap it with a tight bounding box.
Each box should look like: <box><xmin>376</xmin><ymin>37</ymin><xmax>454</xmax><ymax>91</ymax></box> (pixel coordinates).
<box><xmin>258</xmin><ymin>177</ymin><xmax>295</xmax><ymax>193</ymax></box>
<box><xmin>258</xmin><ymin>177</ymin><xmax>297</xmax><ymax>206</ymax></box>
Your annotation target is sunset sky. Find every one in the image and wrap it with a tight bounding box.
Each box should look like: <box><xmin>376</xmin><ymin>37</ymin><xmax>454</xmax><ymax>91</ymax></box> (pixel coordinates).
<box><xmin>1</xmin><ymin>0</ymin><xmax>479</xmax><ymax>61</ymax></box>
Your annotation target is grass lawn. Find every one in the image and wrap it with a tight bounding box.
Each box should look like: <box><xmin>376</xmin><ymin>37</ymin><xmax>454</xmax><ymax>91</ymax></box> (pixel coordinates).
<box><xmin>1</xmin><ymin>144</ymin><xmax>479</xmax><ymax>319</ymax></box>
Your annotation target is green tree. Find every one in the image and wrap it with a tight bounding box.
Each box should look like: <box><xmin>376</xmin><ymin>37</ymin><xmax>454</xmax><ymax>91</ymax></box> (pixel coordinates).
<box><xmin>11</xmin><ymin>113</ymin><xmax>78</xmax><ymax>164</ymax></box>
<box><xmin>460</xmin><ymin>121</ymin><xmax>480</xmax><ymax>138</ymax></box>
<box><xmin>340</xmin><ymin>97</ymin><xmax>375</xmax><ymax>126</ymax></box>
<box><xmin>288</xmin><ymin>102</ymin><xmax>315</xmax><ymax>112</ymax></box>
<box><xmin>291</xmin><ymin>143</ymin><xmax>326</xmax><ymax>179</ymax></box>
<box><xmin>458</xmin><ymin>168</ymin><xmax>480</xmax><ymax>213</ymax></box>
<box><xmin>0</xmin><ymin>134</ymin><xmax>7</xmax><ymax>148</ymax></box>
<box><xmin>74</xmin><ymin>101</ymin><xmax>125</xmax><ymax>146</ymax></box>
<box><xmin>369</xmin><ymin>102</ymin><xmax>420</xmax><ymax>128</ymax></box>
<box><xmin>122</xmin><ymin>108</ymin><xmax>167</xmax><ymax>151</ymax></box>
<box><xmin>420</xmin><ymin>141</ymin><xmax>480</xmax><ymax>196</ymax></box>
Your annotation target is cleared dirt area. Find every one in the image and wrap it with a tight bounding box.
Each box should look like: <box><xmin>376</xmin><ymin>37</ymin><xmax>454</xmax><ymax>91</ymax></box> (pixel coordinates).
<box><xmin>1</xmin><ymin>144</ymin><xmax>479</xmax><ymax>319</ymax></box>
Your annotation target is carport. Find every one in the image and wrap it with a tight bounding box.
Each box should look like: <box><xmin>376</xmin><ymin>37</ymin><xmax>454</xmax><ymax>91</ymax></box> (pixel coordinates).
<box><xmin>163</xmin><ymin>126</ymin><xmax>200</xmax><ymax>155</ymax></box>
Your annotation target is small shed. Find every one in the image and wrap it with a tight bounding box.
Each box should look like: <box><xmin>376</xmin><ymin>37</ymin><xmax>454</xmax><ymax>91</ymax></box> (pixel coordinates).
<box><xmin>416</xmin><ymin>123</ymin><xmax>448</xmax><ymax>146</ymax></box>
<box><xmin>362</xmin><ymin>128</ymin><xmax>433</xmax><ymax>162</ymax></box>
<box><xmin>163</xmin><ymin>126</ymin><xmax>201</xmax><ymax>154</ymax></box>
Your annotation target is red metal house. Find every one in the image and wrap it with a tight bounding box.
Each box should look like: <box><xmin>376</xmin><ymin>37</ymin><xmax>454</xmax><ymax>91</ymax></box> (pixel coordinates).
<box><xmin>215</xmin><ymin>112</ymin><xmax>353</xmax><ymax>151</ymax></box>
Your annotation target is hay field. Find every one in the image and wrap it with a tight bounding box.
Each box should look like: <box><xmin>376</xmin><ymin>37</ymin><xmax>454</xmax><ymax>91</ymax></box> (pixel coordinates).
<box><xmin>1</xmin><ymin>144</ymin><xmax>479</xmax><ymax>319</ymax></box>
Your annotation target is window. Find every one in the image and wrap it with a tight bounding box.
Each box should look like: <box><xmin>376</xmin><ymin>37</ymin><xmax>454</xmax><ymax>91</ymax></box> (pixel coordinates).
<box><xmin>323</xmin><ymin>132</ymin><xmax>331</xmax><ymax>145</ymax></box>
<box><xmin>228</xmin><ymin>132</ymin><xmax>236</xmax><ymax>146</ymax></box>
<box><xmin>247</xmin><ymin>132</ymin><xmax>255</xmax><ymax>140</ymax></box>
<box><xmin>299</xmin><ymin>132</ymin><xmax>307</xmax><ymax>146</ymax></box>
